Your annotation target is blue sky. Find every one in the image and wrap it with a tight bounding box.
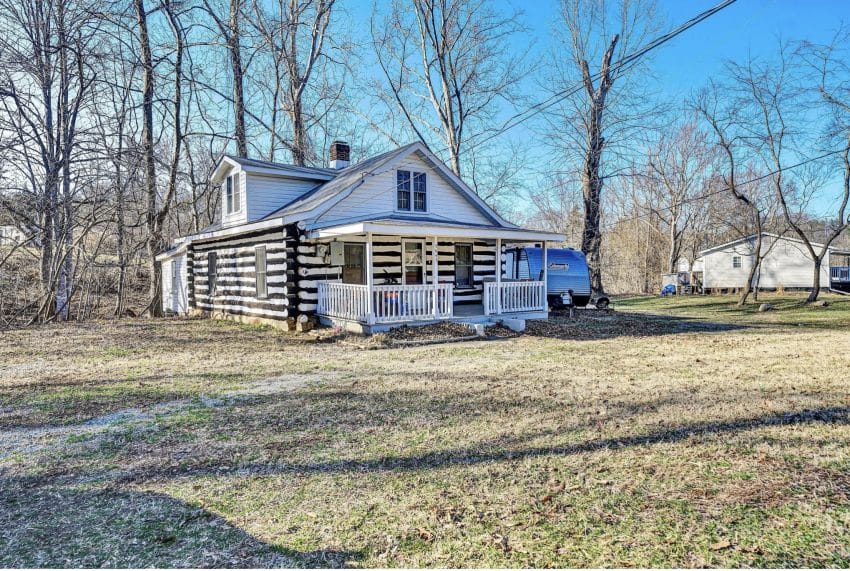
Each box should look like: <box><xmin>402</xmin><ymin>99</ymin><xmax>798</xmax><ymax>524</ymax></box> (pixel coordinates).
<box><xmin>348</xmin><ymin>0</ymin><xmax>849</xmax><ymax>216</ymax></box>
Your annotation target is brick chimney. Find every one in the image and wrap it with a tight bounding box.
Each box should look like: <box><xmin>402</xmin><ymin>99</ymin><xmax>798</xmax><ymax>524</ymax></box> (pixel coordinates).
<box><xmin>329</xmin><ymin>140</ymin><xmax>350</xmax><ymax>169</ymax></box>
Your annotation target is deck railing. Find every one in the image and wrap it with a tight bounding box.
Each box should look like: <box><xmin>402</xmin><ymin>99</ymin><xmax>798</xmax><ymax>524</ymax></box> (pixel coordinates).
<box><xmin>831</xmin><ymin>266</ymin><xmax>850</xmax><ymax>282</ymax></box>
<box><xmin>317</xmin><ymin>281</ymin><xmax>453</xmax><ymax>324</ymax></box>
<box><xmin>317</xmin><ymin>282</ymin><xmax>370</xmax><ymax>321</ymax></box>
<box><xmin>372</xmin><ymin>283</ymin><xmax>453</xmax><ymax>323</ymax></box>
<box><xmin>483</xmin><ymin>280</ymin><xmax>547</xmax><ymax>315</ymax></box>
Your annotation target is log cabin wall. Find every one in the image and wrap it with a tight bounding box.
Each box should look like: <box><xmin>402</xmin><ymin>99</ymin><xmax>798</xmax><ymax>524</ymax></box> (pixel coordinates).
<box><xmin>187</xmin><ymin>225</ymin><xmax>297</xmax><ymax>321</ymax></box>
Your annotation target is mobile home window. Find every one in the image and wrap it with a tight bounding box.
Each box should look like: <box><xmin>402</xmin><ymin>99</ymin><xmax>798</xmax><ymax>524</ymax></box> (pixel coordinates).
<box><xmin>732</xmin><ymin>255</ymin><xmax>742</xmax><ymax>269</ymax></box>
<box><xmin>342</xmin><ymin>243</ymin><xmax>365</xmax><ymax>284</ymax></box>
<box><xmin>455</xmin><ymin>244</ymin><xmax>473</xmax><ymax>287</ymax></box>
<box><xmin>397</xmin><ymin>170</ymin><xmax>426</xmax><ymax>212</ymax></box>
<box><xmin>255</xmin><ymin>246</ymin><xmax>267</xmax><ymax>299</ymax></box>
<box><xmin>207</xmin><ymin>252</ymin><xmax>217</xmax><ymax>296</ymax></box>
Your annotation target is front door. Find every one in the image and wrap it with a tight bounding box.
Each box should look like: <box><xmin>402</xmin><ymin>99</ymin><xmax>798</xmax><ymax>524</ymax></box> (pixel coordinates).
<box><xmin>342</xmin><ymin>243</ymin><xmax>365</xmax><ymax>284</ymax></box>
<box><xmin>402</xmin><ymin>240</ymin><xmax>425</xmax><ymax>284</ymax></box>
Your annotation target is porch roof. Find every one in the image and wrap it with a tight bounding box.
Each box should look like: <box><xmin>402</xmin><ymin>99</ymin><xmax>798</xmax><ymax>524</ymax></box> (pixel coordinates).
<box><xmin>305</xmin><ymin>217</ymin><xmax>566</xmax><ymax>242</ymax></box>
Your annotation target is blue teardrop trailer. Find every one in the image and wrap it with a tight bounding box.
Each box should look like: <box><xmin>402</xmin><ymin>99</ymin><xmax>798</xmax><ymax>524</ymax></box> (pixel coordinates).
<box><xmin>504</xmin><ymin>247</ymin><xmax>608</xmax><ymax>309</ymax></box>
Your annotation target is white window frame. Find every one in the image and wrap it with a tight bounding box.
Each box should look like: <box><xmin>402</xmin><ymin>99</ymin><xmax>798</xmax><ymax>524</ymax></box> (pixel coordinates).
<box><xmin>454</xmin><ymin>242</ymin><xmax>474</xmax><ymax>288</ymax></box>
<box><xmin>207</xmin><ymin>252</ymin><xmax>218</xmax><ymax>297</ymax></box>
<box><xmin>224</xmin><ymin>173</ymin><xmax>241</xmax><ymax>215</ymax></box>
<box><xmin>255</xmin><ymin>246</ymin><xmax>268</xmax><ymax>299</ymax></box>
<box><xmin>732</xmin><ymin>255</ymin><xmax>742</xmax><ymax>269</ymax></box>
<box><xmin>401</xmin><ymin>238</ymin><xmax>427</xmax><ymax>285</ymax></box>
<box><xmin>396</xmin><ymin>169</ymin><xmax>428</xmax><ymax>214</ymax></box>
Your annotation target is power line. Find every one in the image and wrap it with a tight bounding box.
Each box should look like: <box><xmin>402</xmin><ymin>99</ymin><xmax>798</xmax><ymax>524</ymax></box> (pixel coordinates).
<box><xmin>451</xmin><ymin>0</ymin><xmax>738</xmax><ymax>152</ymax></box>
<box><xmin>601</xmin><ymin>146</ymin><xmax>850</xmax><ymax>232</ymax></box>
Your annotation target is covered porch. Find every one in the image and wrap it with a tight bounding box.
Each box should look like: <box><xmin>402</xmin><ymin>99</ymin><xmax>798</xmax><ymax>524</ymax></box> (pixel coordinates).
<box><xmin>306</xmin><ymin>218</ymin><xmax>564</xmax><ymax>332</ymax></box>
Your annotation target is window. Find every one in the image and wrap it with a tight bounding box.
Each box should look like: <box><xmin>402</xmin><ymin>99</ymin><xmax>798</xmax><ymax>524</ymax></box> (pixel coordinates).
<box><xmin>403</xmin><ymin>240</ymin><xmax>425</xmax><ymax>284</ymax></box>
<box><xmin>255</xmin><ymin>246</ymin><xmax>267</xmax><ymax>299</ymax></box>
<box><xmin>207</xmin><ymin>252</ymin><xmax>217</xmax><ymax>296</ymax></box>
<box><xmin>455</xmin><ymin>244</ymin><xmax>473</xmax><ymax>287</ymax></box>
<box><xmin>224</xmin><ymin>174</ymin><xmax>240</xmax><ymax>215</ymax></box>
<box><xmin>397</xmin><ymin>170</ymin><xmax>427</xmax><ymax>212</ymax></box>
<box><xmin>342</xmin><ymin>243</ymin><xmax>365</xmax><ymax>284</ymax></box>
<box><xmin>413</xmin><ymin>172</ymin><xmax>427</xmax><ymax>211</ymax></box>
<box><xmin>732</xmin><ymin>255</ymin><xmax>742</xmax><ymax>269</ymax></box>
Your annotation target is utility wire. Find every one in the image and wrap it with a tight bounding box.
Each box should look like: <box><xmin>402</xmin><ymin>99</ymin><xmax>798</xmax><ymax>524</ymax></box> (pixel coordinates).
<box><xmin>450</xmin><ymin>0</ymin><xmax>739</xmax><ymax>152</ymax></box>
<box><xmin>600</xmin><ymin>146</ymin><xmax>850</xmax><ymax>232</ymax></box>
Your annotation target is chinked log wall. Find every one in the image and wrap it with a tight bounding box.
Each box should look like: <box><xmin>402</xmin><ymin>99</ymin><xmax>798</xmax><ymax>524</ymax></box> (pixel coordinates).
<box><xmin>296</xmin><ymin>233</ymin><xmax>498</xmax><ymax>315</ymax></box>
<box><xmin>188</xmin><ymin>225</ymin><xmax>298</xmax><ymax>322</ymax></box>
<box><xmin>187</xmin><ymin>225</ymin><xmax>500</xmax><ymax>322</ymax></box>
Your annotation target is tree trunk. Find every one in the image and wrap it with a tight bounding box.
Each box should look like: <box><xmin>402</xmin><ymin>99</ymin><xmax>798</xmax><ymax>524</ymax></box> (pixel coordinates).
<box><xmin>135</xmin><ymin>0</ymin><xmax>162</xmax><ymax>317</ymax></box>
<box><xmin>290</xmin><ymin>94</ymin><xmax>307</xmax><ymax>166</ymax></box>
<box><xmin>808</xmin><ymin>257</ymin><xmax>822</xmax><ymax>302</ymax></box>
<box><xmin>229</xmin><ymin>0</ymin><xmax>247</xmax><ymax>157</ymax></box>
<box><xmin>578</xmin><ymin>34</ymin><xmax>618</xmax><ymax>297</ymax></box>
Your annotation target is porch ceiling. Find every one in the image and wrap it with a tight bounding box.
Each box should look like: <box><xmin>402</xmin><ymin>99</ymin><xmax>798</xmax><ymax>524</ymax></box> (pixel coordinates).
<box><xmin>307</xmin><ymin>219</ymin><xmax>566</xmax><ymax>242</ymax></box>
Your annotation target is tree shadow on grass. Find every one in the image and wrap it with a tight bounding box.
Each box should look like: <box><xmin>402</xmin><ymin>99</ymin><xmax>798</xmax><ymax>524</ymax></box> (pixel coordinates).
<box><xmin>0</xmin><ymin>481</ymin><xmax>362</xmax><ymax>568</ymax></box>
<box><xmin>115</xmin><ymin>405</ymin><xmax>850</xmax><ymax>482</ymax></box>
<box><xmin>526</xmin><ymin>310</ymin><xmax>750</xmax><ymax>341</ymax></box>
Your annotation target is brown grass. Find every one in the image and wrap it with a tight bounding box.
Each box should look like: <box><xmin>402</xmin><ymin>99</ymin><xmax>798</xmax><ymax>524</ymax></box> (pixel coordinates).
<box><xmin>1</xmin><ymin>295</ymin><xmax>849</xmax><ymax>567</ymax></box>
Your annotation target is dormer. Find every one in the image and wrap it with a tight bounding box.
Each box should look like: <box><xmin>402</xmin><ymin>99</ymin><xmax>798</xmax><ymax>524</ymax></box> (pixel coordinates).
<box><xmin>210</xmin><ymin>155</ymin><xmax>337</xmax><ymax>228</ymax></box>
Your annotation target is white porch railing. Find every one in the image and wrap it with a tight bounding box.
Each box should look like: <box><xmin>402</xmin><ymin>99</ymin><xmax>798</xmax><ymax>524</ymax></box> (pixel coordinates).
<box><xmin>483</xmin><ymin>280</ymin><xmax>547</xmax><ymax>315</ymax></box>
<box><xmin>317</xmin><ymin>281</ymin><xmax>453</xmax><ymax>324</ymax></box>
<box><xmin>317</xmin><ymin>282</ymin><xmax>370</xmax><ymax>321</ymax></box>
<box><xmin>373</xmin><ymin>283</ymin><xmax>453</xmax><ymax>323</ymax></box>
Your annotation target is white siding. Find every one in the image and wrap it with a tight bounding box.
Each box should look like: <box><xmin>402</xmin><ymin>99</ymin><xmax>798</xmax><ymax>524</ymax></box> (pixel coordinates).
<box><xmin>246</xmin><ymin>174</ymin><xmax>317</xmax><ymax>221</ymax></box>
<box><xmin>161</xmin><ymin>253</ymin><xmax>188</xmax><ymax>314</ymax></box>
<box><xmin>323</xmin><ymin>154</ymin><xmax>493</xmax><ymax>225</ymax></box>
<box><xmin>702</xmin><ymin>235</ymin><xmax>830</xmax><ymax>289</ymax></box>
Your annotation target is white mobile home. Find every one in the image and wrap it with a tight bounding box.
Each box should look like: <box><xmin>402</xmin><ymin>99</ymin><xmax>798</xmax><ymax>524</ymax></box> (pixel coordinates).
<box><xmin>156</xmin><ymin>141</ymin><xmax>565</xmax><ymax>331</ymax></box>
<box><xmin>685</xmin><ymin>233</ymin><xmax>850</xmax><ymax>293</ymax></box>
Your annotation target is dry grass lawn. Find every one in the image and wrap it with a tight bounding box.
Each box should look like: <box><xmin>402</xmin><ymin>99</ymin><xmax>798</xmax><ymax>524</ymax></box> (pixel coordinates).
<box><xmin>1</xmin><ymin>294</ymin><xmax>849</xmax><ymax>567</ymax></box>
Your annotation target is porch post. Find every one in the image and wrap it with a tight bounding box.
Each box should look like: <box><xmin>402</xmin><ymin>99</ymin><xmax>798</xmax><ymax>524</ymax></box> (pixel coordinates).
<box><xmin>541</xmin><ymin>240</ymin><xmax>548</xmax><ymax>311</ymax></box>
<box><xmin>365</xmin><ymin>232</ymin><xmax>375</xmax><ymax>325</ymax></box>
<box><xmin>431</xmin><ymin>235</ymin><xmax>438</xmax><ymax>318</ymax></box>
<box><xmin>495</xmin><ymin>238</ymin><xmax>502</xmax><ymax>314</ymax></box>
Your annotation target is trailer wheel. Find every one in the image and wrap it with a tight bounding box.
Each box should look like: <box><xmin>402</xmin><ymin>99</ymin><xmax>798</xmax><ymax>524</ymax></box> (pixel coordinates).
<box><xmin>595</xmin><ymin>296</ymin><xmax>610</xmax><ymax>310</ymax></box>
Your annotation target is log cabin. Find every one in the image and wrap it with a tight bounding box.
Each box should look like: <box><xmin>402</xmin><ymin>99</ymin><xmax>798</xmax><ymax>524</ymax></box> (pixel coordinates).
<box><xmin>157</xmin><ymin>141</ymin><xmax>565</xmax><ymax>332</ymax></box>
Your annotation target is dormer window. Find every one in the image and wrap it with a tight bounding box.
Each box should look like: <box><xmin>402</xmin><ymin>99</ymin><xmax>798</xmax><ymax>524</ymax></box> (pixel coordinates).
<box><xmin>225</xmin><ymin>173</ymin><xmax>241</xmax><ymax>215</ymax></box>
<box><xmin>397</xmin><ymin>170</ymin><xmax>426</xmax><ymax>212</ymax></box>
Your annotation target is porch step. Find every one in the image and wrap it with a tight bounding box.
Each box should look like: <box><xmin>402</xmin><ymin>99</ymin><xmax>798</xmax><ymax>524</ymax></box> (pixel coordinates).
<box><xmin>456</xmin><ymin>316</ymin><xmax>527</xmax><ymax>334</ymax></box>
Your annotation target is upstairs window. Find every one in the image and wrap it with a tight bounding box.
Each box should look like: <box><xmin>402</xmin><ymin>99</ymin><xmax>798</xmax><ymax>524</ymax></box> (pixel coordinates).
<box><xmin>397</xmin><ymin>170</ymin><xmax>426</xmax><ymax>212</ymax></box>
<box><xmin>732</xmin><ymin>255</ymin><xmax>742</xmax><ymax>269</ymax></box>
<box><xmin>225</xmin><ymin>173</ymin><xmax>241</xmax><ymax>215</ymax></box>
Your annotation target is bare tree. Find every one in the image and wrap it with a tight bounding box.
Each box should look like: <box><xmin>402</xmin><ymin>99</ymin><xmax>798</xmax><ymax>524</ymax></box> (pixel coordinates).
<box><xmin>370</xmin><ymin>0</ymin><xmax>530</xmax><ymax>198</ymax></box>
<box><xmin>249</xmin><ymin>0</ymin><xmax>337</xmax><ymax>165</ymax></box>
<box><xmin>205</xmin><ymin>0</ymin><xmax>248</xmax><ymax>157</ymax></box>
<box><xmin>0</xmin><ymin>0</ymin><xmax>99</xmax><ymax>321</ymax></box>
<box><xmin>693</xmin><ymin>84</ymin><xmax>780</xmax><ymax>306</ymax></box>
<box><xmin>644</xmin><ymin>120</ymin><xmax>715</xmax><ymax>274</ymax></box>
<box><xmin>548</xmin><ymin>0</ymin><xmax>663</xmax><ymax>297</ymax></box>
